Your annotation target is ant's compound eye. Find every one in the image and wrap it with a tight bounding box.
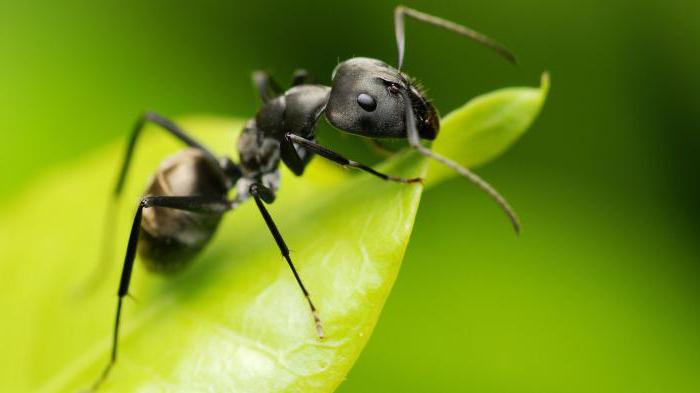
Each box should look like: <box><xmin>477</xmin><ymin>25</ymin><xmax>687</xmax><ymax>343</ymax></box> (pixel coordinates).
<box><xmin>357</xmin><ymin>93</ymin><xmax>377</xmax><ymax>112</ymax></box>
<box><xmin>387</xmin><ymin>83</ymin><xmax>400</xmax><ymax>95</ymax></box>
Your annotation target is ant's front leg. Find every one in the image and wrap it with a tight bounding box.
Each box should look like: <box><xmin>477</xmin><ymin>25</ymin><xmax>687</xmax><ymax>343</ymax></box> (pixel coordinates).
<box><xmin>280</xmin><ymin>134</ymin><xmax>316</xmax><ymax>176</ymax></box>
<box><xmin>285</xmin><ymin>133</ymin><xmax>423</xmax><ymax>184</ymax></box>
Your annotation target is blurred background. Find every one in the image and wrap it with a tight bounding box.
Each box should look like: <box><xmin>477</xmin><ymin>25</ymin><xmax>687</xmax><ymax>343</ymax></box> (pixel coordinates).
<box><xmin>1</xmin><ymin>0</ymin><xmax>698</xmax><ymax>392</ymax></box>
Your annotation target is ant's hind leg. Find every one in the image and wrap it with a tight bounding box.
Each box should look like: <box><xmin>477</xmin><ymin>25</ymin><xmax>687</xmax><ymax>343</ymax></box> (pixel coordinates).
<box><xmin>114</xmin><ymin>112</ymin><xmax>219</xmax><ymax>197</ymax></box>
<box><xmin>249</xmin><ymin>183</ymin><xmax>324</xmax><ymax>339</ymax></box>
<box><xmin>285</xmin><ymin>133</ymin><xmax>423</xmax><ymax>184</ymax></box>
<box><xmin>89</xmin><ymin>195</ymin><xmax>230</xmax><ymax>392</ymax></box>
<box><xmin>79</xmin><ymin>112</ymin><xmax>220</xmax><ymax>294</ymax></box>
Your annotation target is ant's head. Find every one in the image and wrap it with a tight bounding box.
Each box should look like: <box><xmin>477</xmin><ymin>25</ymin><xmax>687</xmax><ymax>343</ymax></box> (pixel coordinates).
<box><xmin>325</xmin><ymin>9</ymin><xmax>521</xmax><ymax>235</ymax></box>
<box><xmin>325</xmin><ymin>57</ymin><xmax>439</xmax><ymax>140</ymax></box>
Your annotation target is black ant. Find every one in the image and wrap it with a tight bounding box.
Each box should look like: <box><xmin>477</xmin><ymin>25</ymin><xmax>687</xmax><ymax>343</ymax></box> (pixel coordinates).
<box><xmin>90</xmin><ymin>6</ymin><xmax>519</xmax><ymax>391</ymax></box>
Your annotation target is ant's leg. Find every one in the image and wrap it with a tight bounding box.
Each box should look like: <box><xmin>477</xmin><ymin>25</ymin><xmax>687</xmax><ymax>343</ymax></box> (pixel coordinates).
<box><xmin>285</xmin><ymin>133</ymin><xmax>423</xmax><ymax>184</ymax></box>
<box><xmin>80</xmin><ymin>113</ymin><xmax>219</xmax><ymax>294</ymax></box>
<box><xmin>280</xmin><ymin>135</ymin><xmax>315</xmax><ymax>176</ymax></box>
<box><xmin>253</xmin><ymin>70</ymin><xmax>311</xmax><ymax>100</ymax></box>
<box><xmin>248</xmin><ymin>183</ymin><xmax>324</xmax><ymax>339</ymax></box>
<box><xmin>114</xmin><ymin>112</ymin><xmax>218</xmax><ymax>196</ymax></box>
<box><xmin>291</xmin><ymin>69</ymin><xmax>313</xmax><ymax>86</ymax></box>
<box><xmin>90</xmin><ymin>196</ymin><xmax>230</xmax><ymax>392</ymax></box>
<box><xmin>400</xmin><ymin>92</ymin><xmax>520</xmax><ymax>234</ymax></box>
<box><xmin>252</xmin><ymin>70</ymin><xmax>283</xmax><ymax>103</ymax></box>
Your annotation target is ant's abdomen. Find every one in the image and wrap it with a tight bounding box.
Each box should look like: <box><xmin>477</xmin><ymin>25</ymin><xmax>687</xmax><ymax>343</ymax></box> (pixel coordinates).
<box><xmin>138</xmin><ymin>148</ymin><xmax>228</xmax><ymax>273</ymax></box>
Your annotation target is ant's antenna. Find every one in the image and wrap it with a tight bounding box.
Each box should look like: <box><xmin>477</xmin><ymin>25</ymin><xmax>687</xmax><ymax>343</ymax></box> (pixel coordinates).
<box><xmin>402</xmin><ymin>91</ymin><xmax>521</xmax><ymax>234</ymax></box>
<box><xmin>394</xmin><ymin>6</ymin><xmax>517</xmax><ymax>71</ymax></box>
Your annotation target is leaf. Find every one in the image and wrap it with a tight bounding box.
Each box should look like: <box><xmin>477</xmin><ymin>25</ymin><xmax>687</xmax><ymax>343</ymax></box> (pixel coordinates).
<box><xmin>427</xmin><ymin>72</ymin><xmax>550</xmax><ymax>185</ymax></box>
<box><xmin>0</xmin><ymin>74</ymin><xmax>548</xmax><ymax>392</ymax></box>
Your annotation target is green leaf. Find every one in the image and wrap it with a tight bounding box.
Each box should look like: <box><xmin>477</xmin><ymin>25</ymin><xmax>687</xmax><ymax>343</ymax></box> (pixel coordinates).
<box><xmin>427</xmin><ymin>72</ymin><xmax>550</xmax><ymax>185</ymax></box>
<box><xmin>0</xmin><ymin>74</ymin><xmax>548</xmax><ymax>392</ymax></box>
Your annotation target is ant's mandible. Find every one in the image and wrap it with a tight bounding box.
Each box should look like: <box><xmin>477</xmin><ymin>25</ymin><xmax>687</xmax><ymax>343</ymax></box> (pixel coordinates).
<box><xmin>90</xmin><ymin>6</ymin><xmax>519</xmax><ymax>391</ymax></box>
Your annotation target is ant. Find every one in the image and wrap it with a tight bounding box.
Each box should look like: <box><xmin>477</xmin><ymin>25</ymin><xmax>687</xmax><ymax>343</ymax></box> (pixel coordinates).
<box><xmin>90</xmin><ymin>5</ymin><xmax>519</xmax><ymax>391</ymax></box>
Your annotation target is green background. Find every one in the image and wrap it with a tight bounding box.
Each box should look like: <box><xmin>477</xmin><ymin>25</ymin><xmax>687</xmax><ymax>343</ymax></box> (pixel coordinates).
<box><xmin>1</xmin><ymin>0</ymin><xmax>698</xmax><ymax>392</ymax></box>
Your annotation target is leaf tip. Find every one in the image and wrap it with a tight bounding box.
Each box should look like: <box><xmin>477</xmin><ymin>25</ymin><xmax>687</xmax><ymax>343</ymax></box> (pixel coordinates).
<box><xmin>540</xmin><ymin>71</ymin><xmax>551</xmax><ymax>98</ymax></box>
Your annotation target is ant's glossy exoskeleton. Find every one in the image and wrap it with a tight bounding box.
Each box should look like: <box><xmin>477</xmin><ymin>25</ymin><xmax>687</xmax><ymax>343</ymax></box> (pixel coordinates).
<box><xmin>90</xmin><ymin>6</ymin><xmax>519</xmax><ymax>390</ymax></box>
